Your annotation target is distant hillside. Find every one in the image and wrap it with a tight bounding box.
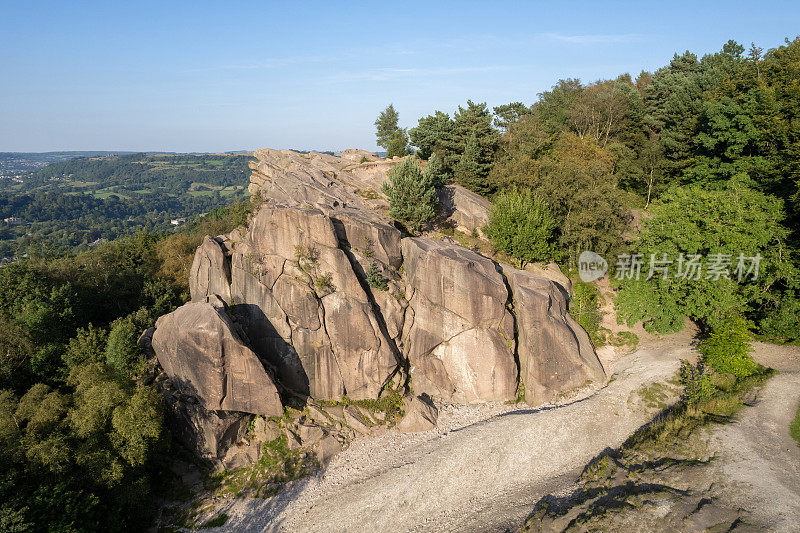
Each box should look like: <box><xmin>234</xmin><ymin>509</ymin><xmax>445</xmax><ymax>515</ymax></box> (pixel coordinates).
<box><xmin>0</xmin><ymin>151</ymin><xmax>135</xmax><ymax>173</ymax></box>
<box><xmin>0</xmin><ymin>152</ymin><xmax>255</xmax><ymax>258</ymax></box>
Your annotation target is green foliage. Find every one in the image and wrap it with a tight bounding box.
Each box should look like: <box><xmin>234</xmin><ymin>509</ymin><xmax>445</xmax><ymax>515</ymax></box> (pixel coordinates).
<box><xmin>626</xmin><ymin>367</ymin><xmax>774</xmax><ymax>454</ymax></box>
<box><xmin>455</xmin><ymin>131</ymin><xmax>492</xmax><ymax>194</ymax></box>
<box><xmin>0</xmin><ymin>153</ymin><xmax>253</xmax><ymax>257</ymax></box>
<box><xmin>791</xmin><ymin>402</ymin><xmax>800</xmax><ymax>448</ymax></box>
<box><xmin>409</xmin><ymin>101</ymin><xmax>498</xmax><ymax>190</ymax></box>
<box><xmin>64</xmin><ymin>323</ymin><xmax>108</xmax><ymax>369</ymax></box>
<box><xmin>105</xmin><ymin>317</ymin><xmax>144</xmax><ymax>377</ymax></box>
<box><xmin>698</xmin><ymin>315</ymin><xmax>760</xmax><ymax>379</ymax></box>
<box><xmin>615</xmin><ymin>184</ymin><xmax>791</xmax><ymax>333</ymax></box>
<box><xmin>375</xmin><ymin>104</ymin><xmax>410</xmax><ymax>158</ymax></box>
<box><xmin>110</xmin><ymin>386</ymin><xmax>163</xmax><ymax>467</ymax></box>
<box><xmin>409</xmin><ymin>110</ymin><xmax>454</xmax><ymax>160</ymax></box>
<box><xmin>758</xmin><ymin>293</ymin><xmax>800</xmax><ymax>342</ymax></box>
<box><xmin>314</xmin><ymin>272</ymin><xmax>334</xmax><ymax>294</ymax></box>
<box><xmin>0</xmin><ymin>362</ymin><xmax>165</xmax><ymax>530</ymax></box>
<box><xmin>491</xmin><ymin>131</ymin><xmax>631</xmax><ymax>265</ymax></box>
<box><xmin>423</xmin><ymin>152</ymin><xmax>447</xmax><ymax>188</ymax></box>
<box><xmin>678</xmin><ymin>360</ymin><xmax>716</xmax><ymax>404</ymax></box>
<box><xmin>212</xmin><ymin>433</ymin><xmax>317</xmax><ymax>498</ymax></box>
<box><xmin>570</xmin><ymin>279</ymin><xmax>604</xmax><ymax>347</ymax></box>
<box><xmin>485</xmin><ymin>188</ymin><xmax>559</xmax><ymax>265</ymax></box>
<box><xmin>381</xmin><ymin>157</ymin><xmax>438</xmax><ymax>232</ymax></box>
<box><xmin>202</xmin><ymin>513</ymin><xmax>229</xmax><ymax>528</ymax></box>
<box><xmin>493</xmin><ymin>102</ymin><xmax>531</xmax><ymax>131</ymax></box>
<box><xmin>365</xmin><ymin>262</ymin><xmax>389</xmax><ymax>291</ymax></box>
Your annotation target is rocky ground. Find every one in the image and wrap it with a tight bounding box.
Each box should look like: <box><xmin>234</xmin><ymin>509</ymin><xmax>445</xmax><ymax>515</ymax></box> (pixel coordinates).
<box><xmin>521</xmin><ymin>341</ymin><xmax>800</xmax><ymax>533</ymax></box>
<box><xmin>711</xmin><ymin>343</ymin><xmax>800</xmax><ymax>531</ymax></box>
<box><xmin>200</xmin><ymin>329</ymin><xmax>700</xmax><ymax>532</ymax></box>
<box><xmin>190</xmin><ymin>334</ymin><xmax>800</xmax><ymax>533</ymax></box>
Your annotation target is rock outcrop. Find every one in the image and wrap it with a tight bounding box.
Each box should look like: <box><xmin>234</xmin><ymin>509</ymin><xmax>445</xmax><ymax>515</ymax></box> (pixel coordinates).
<box><xmin>401</xmin><ymin>237</ymin><xmax>517</xmax><ymax>402</ymax></box>
<box><xmin>160</xmin><ymin>388</ymin><xmax>251</xmax><ymax>463</ymax></box>
<box><xmin>505</xmin><ymin>268</ymin><xmax>606</xmax><ymax>405</ymax></box>
<box><xmin>437</xmin><ymin>184</ymin><xmax>492</xmax><ymax>236</ymax></box>
<box><xmin>213</xmin><ymin>204</ymin><xmax>400</xmax><ymax>401</ymax></box>
<box><xmin>152</xmin><ymin>299</ymin><xmax>283</xmax><ymax>417</ymax></box>
<box><xmin>396</xmin><ymin>395</ymin><xmax>438</xmax><ymax>433</ymax></box>
<box><xmin>150</xmin><ymin>147</ymin><xmax>607</xmax><ymax>464</ymax></box>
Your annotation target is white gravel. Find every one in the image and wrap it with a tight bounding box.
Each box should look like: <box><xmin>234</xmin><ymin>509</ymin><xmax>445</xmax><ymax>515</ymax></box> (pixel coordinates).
<box><xmin>210</xmin><ymin>331</ymin><xmax>697</xmax><ymax>532</ymax></box>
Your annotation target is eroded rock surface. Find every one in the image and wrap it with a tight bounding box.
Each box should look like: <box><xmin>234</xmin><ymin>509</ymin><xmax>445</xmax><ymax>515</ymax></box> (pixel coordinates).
<box><xmin>437</xmin><ymin>184</ymin><xmax>492</xmax><ymax>236</ymax></box>
<box><xmin>152</xmin><ymin>300</ymin><xmax>283</xmax><ymax>416</ymax></box>
<box><xmin>153</xmin><ymin>148</ymin><xmax>606</xmax><ymax>453</ymax></box>
<box><xmin>505</xmin><ymin>268</ymin><xmax>606</xmax><ymax>405</ymax></box>
<box><xmin>402</xmin><ymin>237</ymin><xmax>518</xmax><ymax>402</ymax></box>
<box><xmin>160</xmin><ymin>388</ymin><xmax>251</xmax><ymax>463</ymax></box>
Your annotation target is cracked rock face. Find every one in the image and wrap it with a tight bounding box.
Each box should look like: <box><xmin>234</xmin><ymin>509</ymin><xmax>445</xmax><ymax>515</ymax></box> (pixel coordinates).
<box><xmin>223</xmin><ymin>204</ymin><xmax>399</xmax><ymax>401</ymax></box>
<box><xmin>154</xmin><ymin>148</ymin><xmax>605</xmax><ymax>417</ymax></box>
<box><xmin>505</xmin><ymin>268</ymin><xmax>606</xmax><ymax>405</ymax></box>
<box><xmin>152</xmin><ymin>300</ymin><xmax>283</xmax><ymax>417</ymax></box>
<box><xmin>401</xmin><ymin>237</ymin><xmax>518</xmax><ymax>402</ymax></box>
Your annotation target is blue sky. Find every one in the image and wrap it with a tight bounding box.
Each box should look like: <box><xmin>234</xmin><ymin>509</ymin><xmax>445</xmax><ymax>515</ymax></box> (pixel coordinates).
<box><xmin>1</xmin><ymin>0</ymin><xmax>798</xmax><ymax>153</ymax></box>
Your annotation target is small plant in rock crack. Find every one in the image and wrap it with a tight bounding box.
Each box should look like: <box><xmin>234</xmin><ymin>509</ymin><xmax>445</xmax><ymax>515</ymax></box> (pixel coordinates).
<box><xmin>366</xmin><ymin>262</ymin><xmax>389</xmax><ymax>291</ymax></box>
<box><xmin>314</xmin><ymin>272</ymin><xmax>334</xmax><ymax>294</ymax></box>
<box><xmin>294</xmin><ymin>244</ymin><xmax>318</xmax><ymax>273</ymax></box>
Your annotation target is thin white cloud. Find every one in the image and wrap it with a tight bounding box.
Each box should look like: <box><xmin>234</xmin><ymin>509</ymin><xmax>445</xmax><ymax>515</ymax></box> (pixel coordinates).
<box><xmin>542</xmin><ymin>32</ymin><xmax>644</xmax><ymax>44</ymax></box>
<box><xmin>327</xmin><ymin>65</ymin><xmax>517</xmax><ymax>83</ymax></box>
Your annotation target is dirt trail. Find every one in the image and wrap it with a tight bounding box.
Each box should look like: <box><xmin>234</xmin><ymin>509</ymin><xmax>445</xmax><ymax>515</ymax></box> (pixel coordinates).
<box><xmin>215</xmin><ymin>331</ymin><xmax>696</xmax><ymax>533</ymax></box>
<box><xmin>712</xmin><ymin>342</ymin><xmax>800</xmax><ymax>532</ymax></box>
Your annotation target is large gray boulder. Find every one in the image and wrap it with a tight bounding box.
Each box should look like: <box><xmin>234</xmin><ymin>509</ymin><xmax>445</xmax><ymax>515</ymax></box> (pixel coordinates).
<box><xmin>401</xmin><ymin>238</ymin><xmax>517</xmax><ymax>402</ymax></box>
<box><xmin>152</xmin><ymin>300</ymin><xmax>283</xmax><ymax>417</ymax></box>
<box><xmin>505</xmin><ymin>268</ymin><xmax>605</xmax><ymax>405</ymax></box>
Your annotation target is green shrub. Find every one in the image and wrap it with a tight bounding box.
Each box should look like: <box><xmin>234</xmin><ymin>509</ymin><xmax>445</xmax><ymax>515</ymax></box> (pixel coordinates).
<box><xmin>570</xmin><ymin>279</ymin><xmax>603</xmax><ymax>346</ymax></box>
<box><xmin>366</xmin><ymin>262</ymin><xmax>388</xmax><ymax>291</ymax></box>
<box><xmin>105</xmin><ymin>317</ymin><xmax>143</xmax><ymax>377</ymax></box>
<box><xmin>424</xmin><ymin>152</ymin><xmax>447</xmax><ymax>188</ymax></box>
<box><xmin>485</xmin><ymin>188</ymin><xmax>559</xmax><ymax>266</ymax></box>
<box><xmin>381</xmin><ymin>157</ymin><xmax>438</xmax><ymax>232</ymax></box>
<box><xmin>314</xmin><ymin>272</ymin><xmax>334</xmax><ymax>294</ymax></box>
<box><xmin>698</xmin><ymin>314</ymin><xmax>759</xmax><ymax>379</ymax></box>
<box><xmin>678</xmin><ymin>360</ymin><xmax>716</xmax><ymax>404</ymax></box>
<box><xmin>64</xmin><ymin>324</ymin><xmax>108</xmax><ymax>369</ymax></box>
<box><xmin>758</xmin><ymin>294</ymin><xmax>800</xmax><ymax>342</ymax></box>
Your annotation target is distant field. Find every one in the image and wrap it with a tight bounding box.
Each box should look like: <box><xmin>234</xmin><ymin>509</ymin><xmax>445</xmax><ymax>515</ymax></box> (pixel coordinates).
<box><xmin>0</xmin><ymin>152</ymin><xmax>255</xmax><ymax>257</ymax></box>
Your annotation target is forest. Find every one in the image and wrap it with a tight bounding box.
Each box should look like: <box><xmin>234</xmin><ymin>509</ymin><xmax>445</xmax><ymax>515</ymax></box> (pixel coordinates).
<box><xmin>378</xmin><ymin>37</ymin><xmax>799</xmax><ymax>343</ymax></box>
<box><xmin>0</xmin><ymin>200</ymin><xmax>254</xmax><ymax>531</ymax></box>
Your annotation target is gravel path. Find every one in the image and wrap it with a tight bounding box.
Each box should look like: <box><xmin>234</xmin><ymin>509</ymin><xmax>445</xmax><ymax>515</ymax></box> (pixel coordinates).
<box><xmin>213</xmin><ymin>330</ymin><xmax>696</xmax><ymax>533</ymax></box>
<box><xmin>712</xmin><ymin>342</ymin><xmax>800</xmax><ymax>532</ymax></box>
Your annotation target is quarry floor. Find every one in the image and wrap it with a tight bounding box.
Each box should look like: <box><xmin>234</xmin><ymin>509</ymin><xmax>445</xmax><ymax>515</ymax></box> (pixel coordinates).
<box><xmin>210</xmin><ymin>331</ymin><xmax>800</xmax><ymax>533</ymax></box>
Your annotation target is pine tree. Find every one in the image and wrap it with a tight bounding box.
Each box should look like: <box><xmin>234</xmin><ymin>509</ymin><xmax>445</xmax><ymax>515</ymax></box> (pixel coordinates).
<box><xmin>374</xmin><ymin>104</ymin><xmax>410</xmax><ymax>158</ymax></box>
<box><xmin>381</xmin><ymin>157</ymin><xmax>438</xmax><ymax>232</ymax></box>
<box><xmin>423</xmin><ymin>152</ymin><xmax>447</xmax><ymax>188</ymax></box>
<box><xmin>455</xmin><ymin>132</ymin><xmax>493</xmax><ymax>194</ymax></box>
